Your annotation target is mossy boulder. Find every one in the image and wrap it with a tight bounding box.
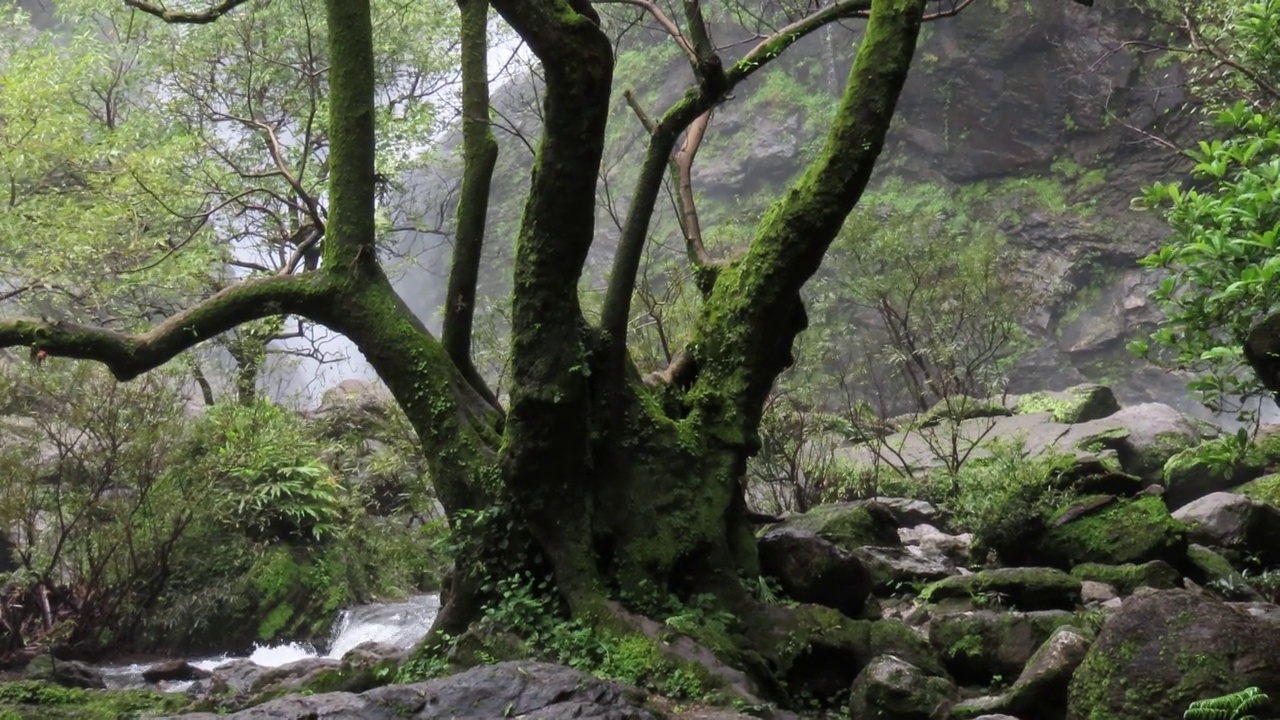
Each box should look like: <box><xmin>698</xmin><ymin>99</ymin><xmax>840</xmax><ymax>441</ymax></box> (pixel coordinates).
<box><xmin>758</xmin><ymin>527</ymin><xmax>873</xmax><ymax>616</ymax></box>
<box><xmin>1236</xmin><ymin>473</ymin><xmax>1280</xmax><ymax>507</ymax></box>
<box><xmin>1069</xmin><ymin>561</ymin><xmax>1181</xmax><ymax>595</ymax></box>
<box><xmin>782</xmin><ymin>500</ymin><xmax>901</xmax><ymax>551</ymax></box>
<box><xmin>1183</xmin><ymin>544</ymin><xmax>1262</xmax><ymax>600</ymax></box>
<box><xmin>919</xmin><ymin>567</ymin><xmax>1081</xmax><ymax>611</ymax></box>
<box><xmin>1161</xmin><ymin>433</ymin><xmax>1280</xmax><ymax>510</ymax></box>
<box><xmin>0</xmin><ymin>681</ymin><xmax>187</xmax><ymax>719</ymax></box>
<box><xmin>848</xmin><ymin>654</ymin><xmax>958</xmax><ymax>720</ymax></box>
<box><xmin>927</xmin><ymin>609</ymin><xmax>1078</xmax><ymax>685</ymax></box>
<box><xmin>1013</xmin><ymin>384</ymin><xmax>1120</xmax><ymax>424</ymax></box>
<box><xmin>1038</xmin><ymin>495</ymin><xmax>1186</xmax><ymax>568</ymax></box>
<box><xmin>1066</xmin><ymin>589</ymin><xmax>1280</xmax><ymax>720</ymax></box>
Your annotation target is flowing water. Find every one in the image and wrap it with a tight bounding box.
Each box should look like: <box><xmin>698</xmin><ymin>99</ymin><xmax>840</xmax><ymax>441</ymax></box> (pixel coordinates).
<box><xmin>100</xmin><ymin>593</ymin><xmax>440</xmax><ymax>690</ymax></box>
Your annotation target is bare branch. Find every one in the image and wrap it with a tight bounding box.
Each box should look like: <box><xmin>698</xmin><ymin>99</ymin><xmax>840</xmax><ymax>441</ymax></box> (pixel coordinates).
<box><xmin>122</xmin><ymin>0</ymin><xmax>252</xmax><ymax>24</ymax></box>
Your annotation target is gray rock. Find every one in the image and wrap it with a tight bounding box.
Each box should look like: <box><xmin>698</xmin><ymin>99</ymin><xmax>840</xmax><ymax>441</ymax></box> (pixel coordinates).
<box><xmin>167</xmin><ymin>661</ymin><xmax>660</xmax><ymax>720</ymax></box>
<box><xmin>899</xmin><ymin>524</ymin><xmax>973</xmax><ymax>567</ymax></box>
<box><xmin>928</xmin><ymin>609</ymin><xmax>1076</xmax><ymax>685</ymax></box>
<box><xmin>848</xmin><ymin>654</ymin><xmax>957</xmax><ymax>720</ymax></box>
<box><xmin>1173</xmin><ymin>492</ymin><xmax>1280</xmax><ymax>565</ymax></box>
<box><xmin>1079</xmin><ymin>581</ymin><xmax>1117</xmax><ymax>605</ymax></box>
<box><xmin>920</xmin><ymin>567</ymin><xmax>1081</xmax><ymax>611</ymax></box>
<box><xmin>854</xmin><ymin>545</ymin><xmax>957</xmax><ymax>594</ymax></box>
<box><xmin>1004</xmin><ymin>625</ymin><xmax>1092</xmax><ymax>720</ymax></box>
<box><xmin>50</xmin><ymin>659</ymin><xmax>106</xmax><ymax>690</ymax></box>
<box><xmin>757</xmin><ymin>527</ymin><xmax>872</xmax><ymax>616</ymax></box>
<box><xmin>872</xmin><ymin>497</ymin><xmax>941</xmax><ymax>527</ymax></box>
<box><xmin>143</xmin><ymin>659</ymin><xmax>211</xmax><ymax>684</ymax></box>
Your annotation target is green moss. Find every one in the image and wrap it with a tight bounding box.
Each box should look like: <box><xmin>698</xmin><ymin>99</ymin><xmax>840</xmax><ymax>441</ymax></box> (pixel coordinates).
<box><xmin>1234</xmin><ymin>473</ymin><xmax>1280</xmax><ymax>507</ymax></box>
<box><xmin>1014</xmin><ymin>385</ymin><xmax>1119</xmax><ymax>424</ymax></box>
<box><xmin>928</xmin><ymin>610</ymin><xmax>1078</xmax><ymax>685</ymax></box>
<box><xmin>0</xmin><ymin>681</ymin><xmax>186</xmax><ymax>719</ymax></box>
<box><xmin>1070</xmin><ymin>561</ymin><xmax>1181</xmax><ymax>595</ymax></box>
<box><xmin>919</xmin><ymin>567</ymin><xmax>1081</xmax><ymax>610</ymax></box>
<box><xmin>1040</xmin><ymin>496</ymin><xmax>1186</xmax><ymax>567</ymax></box>
<box><xmin>783</xmin><ymin>501</ymin><xmax>900</xmax><ymax>551</ymax></box>
<box><xmin>1074</xmin><ymin>427</ymin><xmax>1130</xmax><ymax>454</ymax></box>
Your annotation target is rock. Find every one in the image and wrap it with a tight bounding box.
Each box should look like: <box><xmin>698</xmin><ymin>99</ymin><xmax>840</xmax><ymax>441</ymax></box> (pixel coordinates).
<box><xmin>848</xmin><ymin>654</ymin><xmax>957</xmax><ymax>720</ymax></box>
<box><xmin>1072</xmin><ymin>403</ymin><xmax>1219</xmax><ymax>481</ymax></box>
<box><xmin>1236</xmin><ymin>473</ymin><xmax>1280</xmax><ymax>507</ymax></box>
<box><xmin>142</xmin><ymin>660</ymin><xmax>211</xmax><ymax>684</ymax></box>
<box><xmin>900</xmin><ymin>524</ymin><xmax>973</xmax><ymax>567</ymax></box>
<box><xmin>1069</xmin><ymin>560</ymin><xmax>1181</xmax><ymax>595</ymax></box>
<box><xmin>168</xmin><ymin>661</ymin><xmax>660</xmax><ymax>720</ymax></box>
<box><xmin>781</xmin><ymin>500</ymin><xmax>901</xmax><ymax>550</ymax></box>
<box><xmin>208</xmin><ymin>659</ymin><xmax>269</xmax><ymax>695</ymax></box>
<box><xmin>23</xmin><ymin>655</ymin><xmax>106</xmax><ymax>690</ymax></box>
<box><xmin>919</xmin><ymin>567</ymin><xmax>1081</xmax><ymax>611</ymax></box>
<box><xmin>248</xmin><ymin>658</ymin><xmax>342</xmax><ymax>696</ymax></box>
<box><xmin>339</xmin><ymin>641</ymin><xmax>408</xmax><ymax>670</ymax></box>
<box><xmin>1184</xmin><ymin>544</ymin><xmax>1262</xmax><ymax>601</ymax></box>
<box><xmin>1038</xmin><ymin>495</ymin><xmax>1186</xmax><ymax>567</ymax></box>
<box><xmin>928</xmin><ymin>609</ymin><xmax>1077</xmax><ymax>685</ymax></box>
<box><xmin>757</xmin><ymin>527</ymin><xmax>872</xmax><ymax>616</ymax></box>
<box><xmin>853</xmin><ymin>545</ymin><xmax>957</xmax><ymax>594</ymax></box>
<box><xmin>1078</xmin><ymin>581</ymin><xmax>1117</xmax><ymax>605</ymax></box>
<box><xmin>1066</xmin><ymin>589</ymin><xmax>1280</xmax><ymax>720</ymax></box>
<box><xmin>872</xmin><ymin>497</ymin><xmax>941</xmax><ymax>528</ymax></box>
<box><xmin>1012</xmin><ymin>384</ymin><xmax>1120</xmax><ymax>423</ymax></box>
<box><xmin>1003</xmin><ymin>625</ymin><xmax>1092</xmax><ymax>720</ymax></box>
<box><xmin>1173</xmin><ymin>492</ymin><xmax>1280</xmax><ymax>565</ymax></box>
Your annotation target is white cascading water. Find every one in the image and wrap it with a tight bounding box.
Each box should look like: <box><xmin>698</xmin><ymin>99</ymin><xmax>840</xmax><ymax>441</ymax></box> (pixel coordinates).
<box><xmin>99</xmin><ymin>593</ymin><xmax>440</xmax><ymax>690</ymax></box>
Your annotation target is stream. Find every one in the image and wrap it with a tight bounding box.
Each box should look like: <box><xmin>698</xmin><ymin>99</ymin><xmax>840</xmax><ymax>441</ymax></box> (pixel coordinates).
<box><xmin>99</xmin><ymin>593</ymin><xmax>440</xmax><ymax>691</ymax></box>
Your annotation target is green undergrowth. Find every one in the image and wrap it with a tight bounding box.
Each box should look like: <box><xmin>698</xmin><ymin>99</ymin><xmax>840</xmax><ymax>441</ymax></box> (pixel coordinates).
<box><xmin>396</xmin><ymin>570</ymin><xmax>732</xmax><ymax>703</ymax></box>
<box><xmin>0</xmin><ymin>681</ymin><xmax>187</xmax><ymax>720</ymax></box>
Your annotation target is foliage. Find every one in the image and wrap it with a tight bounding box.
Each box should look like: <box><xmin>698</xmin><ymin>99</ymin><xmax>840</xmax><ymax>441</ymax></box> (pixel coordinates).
<box><xmin>1133</xmin><ymin>0</ymin><xmax>1280</xmax><ymax>419</ymax></box>
<box><xmin>1184</xmin><ymin>686</ymin><xmax>1272</xmax><ymax>720</ymax></box>
<box><xmin>938</xmin><ymin>439</ymin><xmax>1077</xmax><ymax>564</ymax></box>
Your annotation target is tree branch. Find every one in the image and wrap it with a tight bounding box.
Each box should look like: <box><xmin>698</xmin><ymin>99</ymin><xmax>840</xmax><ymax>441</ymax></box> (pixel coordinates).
<box><xmin>122</xmin><ymin>0</ymin><xmax>252</xmax><ymax>23</ymax></box>
<box><xmin>443</xmin><ymin>0</ymin><xmax>503</xmax><ymax>414</ymax></box>
<box><xmin>0</xmin><ymin>274</ymin><xmax>334</xmax><ymax>381</ymax></box>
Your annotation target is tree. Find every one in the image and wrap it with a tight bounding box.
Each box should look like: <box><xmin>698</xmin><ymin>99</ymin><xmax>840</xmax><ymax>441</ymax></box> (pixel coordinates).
<box><xmin>0</xmin><ymin>0</ymin><xmax>1093</xmax><ymax>698</ymax></box>
<box><xmin>1131</xmin><ymin>0</ymin><xmax>1280</xmax><ymax>420</ymax></box>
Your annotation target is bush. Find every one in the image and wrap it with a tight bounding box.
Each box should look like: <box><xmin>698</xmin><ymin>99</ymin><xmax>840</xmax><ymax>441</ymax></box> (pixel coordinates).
<box><xmin>938</xmin><ymin>439</ymin><xmax>1076</xmax><ymax>565</ymax></box>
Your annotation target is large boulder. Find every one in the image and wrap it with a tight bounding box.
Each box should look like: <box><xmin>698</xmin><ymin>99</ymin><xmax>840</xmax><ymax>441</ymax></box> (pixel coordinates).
<box><xmin>757</xmin><ymin>527</ymin><xmax>873</xmax><ymax>616</ymax></box>
<box><xmin>853</xmin><ymin>545</ymin><xmax>957</xmax><ymax>594</ymax></box>
<box><xmin>919</xmin><ymin>567</ymin><xmax>1082</xmax><ymax>611</ymax></box>
<box><xmin>1184</xmin><ymin>544</ymin><xmax>1263</xmax><ymax>601</ymax></box>
<box><xmin>928</xmin><ymin>609</ymin><xmax>1079</xmax><ymax>685</ymax></box>
<box><xmin>1172</xmin><ymin>492</ymin><xmax>1280</xmax><ymax>566</ymax></box>
<box><xmin>1066</xmin><ymin>590</ymin><xmax>1280</xmax><ymax>720</ymax></box>
<box><xmin>781</xmin><ymin>501</ymin><xmax>901</xmax><ymax>550</ymax></box>
<box><xmin>24</xmin><ymin>657</ymin><xmax>106</xmax><ymax>690</ymax></box>
<box><xmin>1038</xmin><ymin>495</ymin><xmax>1185</xmax><ymax>568</ymax></box>
<box><xmin>168</xmin><ymin>661</ymin><xmax>661</xmax><ymax>720</ymax></box>
<box><xmin>1003</xmin><ymin>625</ymin><xmax>1093</xmax><ymax>720</ymax></box>
<box><xmin>848</xmin><ymin>654</ymin><xmax>957</xmax><ymax>720</ymax></box>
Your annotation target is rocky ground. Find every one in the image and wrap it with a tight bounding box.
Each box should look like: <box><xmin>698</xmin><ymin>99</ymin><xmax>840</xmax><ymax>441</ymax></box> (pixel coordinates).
<box><xmin>5</xmin><ymin>384</ymin><xmax>1280</xmax><ymax>719</ymax></box>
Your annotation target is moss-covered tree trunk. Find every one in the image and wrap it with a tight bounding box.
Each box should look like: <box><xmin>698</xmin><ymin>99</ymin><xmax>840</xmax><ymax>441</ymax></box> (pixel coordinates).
<box><xmin>0</xmin><ymin>0</ymin><xmax>940</xmax><ymax>698</ymax></box>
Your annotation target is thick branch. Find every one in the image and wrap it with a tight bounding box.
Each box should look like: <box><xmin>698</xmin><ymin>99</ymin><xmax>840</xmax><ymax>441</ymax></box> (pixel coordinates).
<box><xmin>0</xmin><ymin>274</ymin><xmax>334</xmax><ymax>381</ymax></box>
<box><xmin>123</xmin><ymin>0</ymin><xmax>251</xmax><ymax>23</ymax></box>
<box><xmin>321</xmin><ymin>0</ymin><xmax>377</xmax><ymax>274</ymax></box>
<box><xmin>690</xmin><ymin>0</ymin><xmax>929</xmax><ymax>430</ymax></box>
<box><xmin>443</xmin><ymin>0</ymin><xmax>503</xmax><ymax>413</ymax></box>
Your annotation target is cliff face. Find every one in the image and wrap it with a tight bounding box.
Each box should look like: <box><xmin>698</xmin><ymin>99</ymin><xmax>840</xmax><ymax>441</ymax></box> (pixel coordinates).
<box><xmin>393</xmin><ymin>5</ymin><xmax>1206</xmax><ymax>412</ymax></box>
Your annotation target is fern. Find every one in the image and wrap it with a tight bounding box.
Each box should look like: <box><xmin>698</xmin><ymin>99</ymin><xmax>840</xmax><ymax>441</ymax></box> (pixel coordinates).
<box><xmin>1184</xmin><ymin>687</ymin><xmax>1271</xmax><ymax>720</ymax></box>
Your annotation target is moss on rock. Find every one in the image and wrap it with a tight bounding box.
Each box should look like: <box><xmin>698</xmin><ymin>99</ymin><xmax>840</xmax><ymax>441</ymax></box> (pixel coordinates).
<box><xmin>783</xmin><ymin>501</ymin><xmax>901</xmax><ymax>551</ymax></box>
<box><xmin>927</xmin><ymin>609</ymin><xmax>1078</xmax><ymax>685</ymax></box>
<box><xmin>919</xmin><ymin>567</ymin><xmax>1081</xmax><ymax>611</ymax></box>
<box><xmin>1069</xmin><ymin>561</ymin><xmax>1181</xmax><ymax>595</ymax></box>
<box><xmin>1039</xmin><ymin>496</ymin><xmax>1185</xmax><ymax>568</ymax></box>
<box><xmin>1235</xmin><ymin>473</ymin><xmax>1280</xmax><ymax>507</ymax></box>
<box><xmin>1014</xmin><ymin>384</ymin><xmax>1120</xmax><ymax>424</ymax></box>
<box><xmin>0</xmin><ymin>681</ymin><xmax>186</xmax><ymax>719</ymax></box>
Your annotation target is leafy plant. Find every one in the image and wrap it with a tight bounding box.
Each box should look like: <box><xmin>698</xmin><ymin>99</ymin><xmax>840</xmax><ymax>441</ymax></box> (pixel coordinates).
<box><xmin>1184</xmin><ymin>686</ymin><xmax>1272</xmax><ymax>720</ymax></box>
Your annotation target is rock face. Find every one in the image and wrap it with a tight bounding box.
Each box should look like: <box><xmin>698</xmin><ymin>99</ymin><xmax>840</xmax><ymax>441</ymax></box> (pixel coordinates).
<box><xmin>1067</xmin><ymin>590</ymin><xmax>1280</xmax><ymax>720</ymax></box>
<box><xmin>167</xmin><ymin>661</ymin><xmax>660</xmax><ymax>720</ymax></box>
<box><xmin>757</xmin><ymin>527</ymin><xmax>873</xmax><ymax>616</ymax></box>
